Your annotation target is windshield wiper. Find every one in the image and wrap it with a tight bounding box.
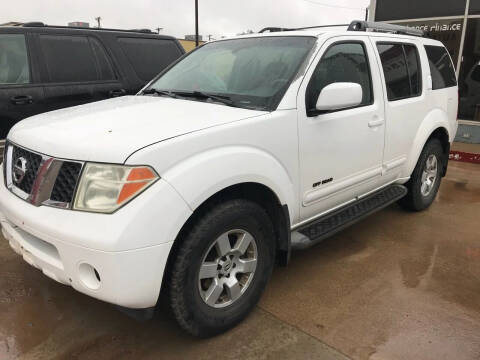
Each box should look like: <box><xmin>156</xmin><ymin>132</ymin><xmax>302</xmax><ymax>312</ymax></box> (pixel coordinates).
<box><xmin>171</xmin><ymin>90</ymin><xmax>235</xmax><ymax>107</ymax></box>
<box><xmin>141</xmin><ymin>88</ymin><xmax>178</xmax><ymax>98</ymax></box>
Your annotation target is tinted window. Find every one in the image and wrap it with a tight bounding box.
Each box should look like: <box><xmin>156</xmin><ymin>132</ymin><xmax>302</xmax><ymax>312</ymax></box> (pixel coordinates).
<box><xmin>425</xmin><ymin>45</ymin><xmax>457</xmax><ymax>90</ymax></box>
<box><xmin>40</xmin><ymin>35</ymin><xmax>97</xmax><ymax>82</ymax></box>
<box><xmin>377</xmin><ymin>44</ymin><xmax>410</xmax><ymax>101</ymax></box>
<box><xmin>470</xmin><ymin>0</ymin><xmax>480</xmax><ymax>14</ymax></box>
<box><xmin>404</xmin><ymin>45</ymin><xmax>422</xmax><ymax>96</ymax></box>
<box><xmin>306</xmin><ymin>42</ymin><xmax>373</xmax><ymax>111</ymax></box>
<box><xmin>375</xmin><ymin>0</ymin><xmax>466</xmax><ymax>21</ymax></box>
<box><xmin>0</xmin><ymin>34</ymin><xmax>30</xmax><ymax>85</ymax></box>
<box><xmin>90</xmin><ymin>37</ymin><xmax>115</xmax><ymax>81</ymax></box>
<box><xmin>118</xmin><ymin>38</ymin><xmax>183</xmax><ymax>81</ymax></box>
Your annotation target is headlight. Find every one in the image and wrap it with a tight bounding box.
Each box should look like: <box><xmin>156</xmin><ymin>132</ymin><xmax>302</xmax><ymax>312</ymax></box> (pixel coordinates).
<box><xmin>73</xmin><ymin>163</ymin><xmax>159</xmax><ymax>213</ymax></box>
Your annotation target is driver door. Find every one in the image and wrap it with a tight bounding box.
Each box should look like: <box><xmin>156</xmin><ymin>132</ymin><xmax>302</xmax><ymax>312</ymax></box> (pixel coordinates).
<box><xmin>297</xmin><ymin>36</ymin><xmax>386</xmax><ymax>221</ymax></box>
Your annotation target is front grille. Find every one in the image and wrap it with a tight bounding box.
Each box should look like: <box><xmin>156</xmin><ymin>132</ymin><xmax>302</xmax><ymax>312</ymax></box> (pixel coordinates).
<box><xmin>5</xmin><ymin>143</ymin><xmax>83</xmax><ymax>208</ymax></box>
<box><xmin>12</xmin><ymin>145</ymin><xmax>42</xmax><ymax>194</ymax></box>
<box><xmin>50</xmin><ymin>162</ymin><xmax>82</xmax><ymax>203</ymax></box>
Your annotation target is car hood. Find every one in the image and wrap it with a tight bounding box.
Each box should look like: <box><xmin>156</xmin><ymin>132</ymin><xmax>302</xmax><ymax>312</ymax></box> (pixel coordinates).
<box><xmin>8</xmin><ymin>96</ymin><xmax>267</xmax><ymax>163</ymax></box>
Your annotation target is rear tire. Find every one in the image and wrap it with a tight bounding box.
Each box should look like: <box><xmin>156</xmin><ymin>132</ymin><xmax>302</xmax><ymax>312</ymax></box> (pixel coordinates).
<box><xmin>168</xmin><ymin>199</ymin><xmax>275</xmax><ymax>337</ymax></box>
<box><xmin>398</xmin><ymin>138</ymin><xmax>444</xmax><ymax>211</ymax></box>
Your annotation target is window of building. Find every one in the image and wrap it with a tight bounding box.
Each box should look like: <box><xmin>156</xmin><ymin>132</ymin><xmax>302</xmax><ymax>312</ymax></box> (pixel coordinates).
<box><xmin>459</xmin><ymin>18</ymin><xmax>480</xmax><ymax>120</ymax></box>
<box><xmin>469</xmin><ymin>0</ymin><xmax>480</xmax><ymax>15</ymax></box>
<box><xmin>39</xmin><ymin>35</ymin><xmax>98</xmax><ymax>83</ymax></box>
<box><xmin>118</xmin><ymin>38</ymin><xmax>183</xmax><ymax>81</ymax></box>
<box><xmin>0</xmin><ymin>34</ymin><xmax>30</xmax><ymax>85</ymax></box>
<box><xmin>425</xmin><ymin>45</ymin><xmax>457</xmax><ymax>90</ymax></box>
<box><xmin>306</xmin><ymin>42</ymin><xmax>373</xmax><ymax>112</ymax></box>
<box><xmin>375</xmin><ymin>0</ymin><xmax>466</xmax><ymax>21</ymax></box>
<box><xmin>377</xmin><ymin>43</ymin><xmax>422</xmax><ymax>101</ymax></box>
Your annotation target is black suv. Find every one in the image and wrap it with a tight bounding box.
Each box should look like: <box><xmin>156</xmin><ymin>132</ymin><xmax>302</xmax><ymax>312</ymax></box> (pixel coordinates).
<box><xmin>0</xmin><ymin>22</ymin><xmax>185</xmax><ymax>150</ymax></box>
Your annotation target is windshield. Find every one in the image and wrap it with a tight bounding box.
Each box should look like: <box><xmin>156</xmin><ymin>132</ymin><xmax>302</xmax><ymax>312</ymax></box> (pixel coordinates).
<box><xmin>147</xmin><ymin>36</ymin><xmax>316</xmax><ymax>111</ymax></box>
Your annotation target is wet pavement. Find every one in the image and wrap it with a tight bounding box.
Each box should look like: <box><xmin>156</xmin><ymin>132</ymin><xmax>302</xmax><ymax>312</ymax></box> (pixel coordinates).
<box><xmin>1</xmin><ymin>161</ymin><xmax>479</xmax><ymax>360</ymax></box>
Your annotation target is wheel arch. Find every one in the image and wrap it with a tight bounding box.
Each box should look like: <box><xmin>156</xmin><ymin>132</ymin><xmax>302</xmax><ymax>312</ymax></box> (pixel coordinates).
<box><xmin>405</xmin><ymin>109</ymin><xmax>451</xmax><ymax>178</ymax></box>
<box><xmin>161</xmin><ymin>182</ymin><xmax>292</xmax><ymax>299</ymax></box>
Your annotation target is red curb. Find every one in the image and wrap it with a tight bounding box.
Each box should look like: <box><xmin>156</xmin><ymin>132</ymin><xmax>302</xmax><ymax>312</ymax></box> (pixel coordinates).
<box><xmin>449</xmin><ymin>151</ymin><xmax>480</xmax><ymax>164</ymax></box>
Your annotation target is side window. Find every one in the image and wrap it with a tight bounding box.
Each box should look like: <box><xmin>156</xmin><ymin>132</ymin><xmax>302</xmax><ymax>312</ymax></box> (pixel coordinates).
<box><xmin>118</xmin><ymin>37</ymin><xmax>183</xmax><ymax>82</ymax></box>
<box><xmin>377</xmin><ymin>43</ymin><xmax>422</xmax><ymax>101</ymax></box>
<box><xmin>404</xmin><ymin>45</ymin><xmax>422</xmax><ymax>96</ymax></box>
<box><xmin>0</xmin><ymin>34</ymin><xmax>30</xmax><ymax>85</ymax></box>
<box><xmin>90</xmin><ymin>37</ymin><xmax>116</xmax><ymax>81</ymax></box>
<box><xmin>39</xmin><ymin>35</ymin><xmax>97</xmax><ymax>82</ymax></box>
<box><xmin>424</xmin><ymin>45</ymin><xmax>457</xmax><ymax>89</ymax></box>
<box><xmin>306</xmin><ymin>42</ymin><xmax>373</xmax><ymax>111</ymax></box>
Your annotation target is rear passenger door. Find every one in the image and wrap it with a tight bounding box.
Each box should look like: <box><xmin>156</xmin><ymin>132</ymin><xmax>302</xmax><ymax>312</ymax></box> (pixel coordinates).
<box><xmin>372</xmin><ymin>38</ymin><xmax>426</xmax><ymax>183</ymax></box>
<box><xmin>0</xmin><ymin>32</ymin><xmax>45</xmax><ymax>140</ymax></box>
<box><xmin>36</xmin><ymin>33</ymin><xmax>124</xmax><ymax>112</ymax></box>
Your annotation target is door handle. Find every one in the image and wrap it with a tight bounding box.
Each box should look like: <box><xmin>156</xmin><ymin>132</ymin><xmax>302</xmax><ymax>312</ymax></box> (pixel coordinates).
<box><xmin>368</xmin><ymin>119</ymin><xmax>384</xmax><ymax>128</ymax></box>
<box><xmin>108</xmin><ymin>89</ymin><xmax>126</xmax><ymax>98</ymax></box>
<box><xmin>10</xmin><ymin>95</ymin><xmax>33</xmax><ymax>105</ymax></box>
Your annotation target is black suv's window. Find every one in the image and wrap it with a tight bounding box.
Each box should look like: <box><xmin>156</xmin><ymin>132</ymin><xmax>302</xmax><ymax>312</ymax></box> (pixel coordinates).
<box><xmin>424</xmin><ymin>45</ymin><xmax>457</xmax><ymax>89</ymax></box>
<box><xmin>377</xmin><ymin>43</ymin><xmax>422</xmax><ymax>101</ymax></box>
<box><xmin>39</xmin><ymin>35</ymin><xmax>98</xmax><ymax>83</ymax></box>
<box><xmin>306</xmin><ymin>42</ymin><xmax>373</xmax><ymax>112</ymax></box>
<box><xmin>118</xmin><ymin>38</ymin><xmax>183</xmax><ymax>81</ymax></box>
<box><xmin>0</xmin><ymin>34</ymin><xmax>30</xmax><ymax>85</ymax></box>
<box><xmin>90</xmin><ymin>37</ymin><xmax>116</xmax><ymax>81</ymax></box>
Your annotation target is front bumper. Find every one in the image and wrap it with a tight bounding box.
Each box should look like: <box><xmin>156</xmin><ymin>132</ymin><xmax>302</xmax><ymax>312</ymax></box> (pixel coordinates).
<box><xmin>0</xmin><ymin>165</ymin><xmax>192</xmax><ymax>308</ymax></box>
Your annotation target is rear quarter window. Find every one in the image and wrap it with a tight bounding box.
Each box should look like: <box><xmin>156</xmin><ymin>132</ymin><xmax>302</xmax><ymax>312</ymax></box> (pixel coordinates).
<box><xmin>118</xmin><ymin>37</ymin><xmax>183</xmax><ymax>82</ymax></box>
<box><xmin>424</xmin><ymin>45</ymin><xmax>457</xmax><ymax>90</ymax></box>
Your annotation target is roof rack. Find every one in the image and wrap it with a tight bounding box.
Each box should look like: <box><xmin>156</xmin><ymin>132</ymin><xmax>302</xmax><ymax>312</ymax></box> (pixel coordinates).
<box><xmin>22</xmin><ymin>22</ymin><xmax>45</xmax><ymax>27</ymax></box>
<box><xmin>20</xmin><ymin>22</ymin><xmax>154</xmax><ymax>34</ymax></box>
<box><xmin>259</xmin><ymin>20</ymin><xmax>424</xmax><ymax>37</ymax></box>
<box><xmin>348</xmin><ymin>20</ymin><xmax>424</xmax><ymax>37</ymax></box>
<box><xmin>259</xmin><ymin>24</ymin><xmax>348</xmax><ymax>33</ymax></box>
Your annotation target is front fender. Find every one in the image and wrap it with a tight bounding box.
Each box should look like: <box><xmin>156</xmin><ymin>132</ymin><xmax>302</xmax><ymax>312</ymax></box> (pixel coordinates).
<box><xmin>405</xmin><ymin>108</ymin><xmax>450</xmax><ymax>177</ymax></box>
<box><xmin>160</xmin><ymin>146</ymin><xmax>298</xmax><ymax>222</ymax></box>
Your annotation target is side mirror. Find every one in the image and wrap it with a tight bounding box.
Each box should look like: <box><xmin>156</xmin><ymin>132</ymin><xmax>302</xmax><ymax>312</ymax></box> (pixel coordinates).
<box><xmin>315</xmin><ymin>82</ymin><xmax>363</xmax><ymax>112</ymax></box>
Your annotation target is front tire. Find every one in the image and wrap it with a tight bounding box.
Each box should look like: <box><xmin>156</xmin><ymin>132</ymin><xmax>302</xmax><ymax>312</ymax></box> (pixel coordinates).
<box><xmin>399</xmin><ymin>138</ymin><xmax>444</xmax><ymax>211</ymax></box>
<box><xmin>168</xmin><ymin>199</ymin><xmax>275</xmax><ymax>337</ymax></box>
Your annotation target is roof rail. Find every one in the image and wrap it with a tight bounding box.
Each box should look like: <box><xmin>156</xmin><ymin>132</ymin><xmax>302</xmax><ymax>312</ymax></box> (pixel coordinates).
<box><xmin>259</xmin><ymin>27</ymin><xmax>291</xmax><ymax>33</ymax></box>
<box><xmin>19</xmin><ymin>22</ymin><xmax>158</xmax><ymax>34</ymax></box>
<box><xmin>259</xmin><ymin>24</ymin><xmax>349</xmax><ymax>33</ymax></box>
<box><xmin>22</xmin><ymin>22</ymin><xmax>45</xmax><ymax>27</ymax></box>
<box><xmin>128</xmin><ymin>28</ymin><xmax>153</xmax><ymax>33</ymax></box>
<box><xmin>348</xmin><ymin>20</ymin><xmax>424</xmax><ymax>37</ymax></box>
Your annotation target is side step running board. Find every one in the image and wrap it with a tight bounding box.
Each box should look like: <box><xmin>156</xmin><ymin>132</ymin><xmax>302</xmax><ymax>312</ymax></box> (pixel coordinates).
<box><xmin>291</xmin><ymin>184</ymin><xmax>407</xmax><ymax>250</ymax></box>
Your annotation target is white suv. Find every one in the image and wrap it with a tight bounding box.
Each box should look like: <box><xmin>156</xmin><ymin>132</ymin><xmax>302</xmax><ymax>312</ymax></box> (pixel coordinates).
<box><xmin>0</xmin><ymin>21</ymin><xmax>458</xmax><ymax>336</ymax></box>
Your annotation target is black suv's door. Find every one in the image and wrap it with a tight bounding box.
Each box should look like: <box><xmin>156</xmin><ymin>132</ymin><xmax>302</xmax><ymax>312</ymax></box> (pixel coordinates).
<box><xmin>35</xmin><ymin>32</ymin><xmax>125</xmax><ymax>112</ymax></box>
<box><xmin>0</xmin><ymin>31</ymin><xmax>45</xmax><ymax>141</ymax></box>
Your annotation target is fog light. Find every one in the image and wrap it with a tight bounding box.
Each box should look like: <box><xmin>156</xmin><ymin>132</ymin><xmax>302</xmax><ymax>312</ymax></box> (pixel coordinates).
<box><xmin>78</xmin><ymin>263</ymin><xmax>101</xmax><ymax>290</ymax></box>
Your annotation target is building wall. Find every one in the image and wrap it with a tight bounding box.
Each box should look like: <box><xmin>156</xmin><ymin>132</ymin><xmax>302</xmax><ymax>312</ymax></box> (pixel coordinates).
<box><xmin>178</xmin><ymin>39</ymin><xmax>205</xmax><ymax>52</ymax></box>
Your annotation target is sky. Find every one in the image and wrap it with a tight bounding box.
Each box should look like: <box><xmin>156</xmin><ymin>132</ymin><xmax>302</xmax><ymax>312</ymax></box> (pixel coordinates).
<box><xmin>1</xmin><ymin>0</ymin><xmax>371</xmax><ymax>40</ymax></box>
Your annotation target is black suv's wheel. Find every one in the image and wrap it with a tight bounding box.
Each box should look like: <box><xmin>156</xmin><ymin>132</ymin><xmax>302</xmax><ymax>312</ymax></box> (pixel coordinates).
<box><xmin>399</xmin><ymin>138</ymin><xmax>444</xmax><ymax>211</ymax></box>
<box><xmin>168</xmin><ymin>199</ymin><xmax>276</xmax><ymax>337</ymax></box>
